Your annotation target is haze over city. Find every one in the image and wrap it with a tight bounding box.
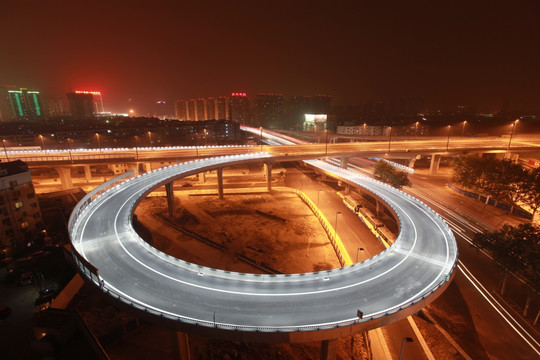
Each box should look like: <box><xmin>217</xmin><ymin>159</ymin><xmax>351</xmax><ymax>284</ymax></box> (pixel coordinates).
<box><xmin>1</xmin><ymin>0</ymin><xmax>539</xmax><ymax>114</ymax></box>
<box><xmin>1</xmin><ymin>2</ymin><xmax>540</xmax><ymax>360</ymax></box>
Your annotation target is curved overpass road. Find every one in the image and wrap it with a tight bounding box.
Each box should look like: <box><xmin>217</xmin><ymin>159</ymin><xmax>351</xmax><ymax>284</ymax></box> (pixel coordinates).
<box><xmin>70</xmin><ymin>153</ymin><xmax>458</xmax><ymax>342</ymax></box>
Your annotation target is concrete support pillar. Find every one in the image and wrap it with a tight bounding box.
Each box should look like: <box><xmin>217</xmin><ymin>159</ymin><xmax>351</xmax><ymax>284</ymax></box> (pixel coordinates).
<box><xmin>144</xmin><ymin>162</ymin><xmax>152</xmax><ymax>173</ymax></box>
<box><xmin>320</xmin><ymin>339</ymin><xmax>337</xmax><ymax>360</ymax></box>
<box><xmin>429</xmin><ymin>154</ymin><xmax>441</xmax><ymax>174</ymax></box>
<box><xmin>129</xmin><ymin>163</ymin><xmax>139</xmax><ymax>176</ymax></box>
<box><xmin>343</xmin><ymin>184</ymin><xmax>350</xmax><ymax>194</ymax></box>
<box><xmin>376</xmin><ymin>200</ymin><xmax>383</xmax><ymax>217</ymax></box>
<box><xmin>339</xmin><ymin>157</ymin><xmax>348</xmax><ymax>169</ymax></box>
<box><xmin>166</xmin><ymin>182</ymin><xmax>175</xmax><ymax>218</ymax></box>
<box><xmin>217</xmin><ymin>168</ymin><xmax>224</xmax><ymax>199</ymax></box>
<box><xmin>56</xmin><ymin>167</ymin><xmax>73</xmax><ymax>190</ymax></box>
<box><xmin>263</xmin><ymin>162</ymin><xmax>273</xmax><ymax>193</ymax></box>
<box><xmin>83</xmin><ymin>165</ymin><xmax>92</xmax><ymax>182</ymax></box>
<box><xmin>198</xmin><ymin>171</ymin><xmax>206</xmax><ymax>183</ymax></box>
<box><xmin>408</xmin><ymin>158</ymin><xmax>417</xmax><ymax>168</ymax></box>
<box><xmin>172</xmin><ymin>331</ymin><xmax>191</xmax><ymax>360</ymax></box>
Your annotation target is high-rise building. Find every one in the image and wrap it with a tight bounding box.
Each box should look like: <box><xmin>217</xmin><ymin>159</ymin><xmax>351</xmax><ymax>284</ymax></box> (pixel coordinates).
<box><xmin>67</xmin><ymin>91</ymin><xmax>95</xmax><ymax>121</ymax></box>
<box><xmin>3</xmin><ymin>88</ymin><xmax>44</xmax><ymax>121</ymax></box>
<box><xmin>175</xmin><ymin>100</ymin><xmax>189</xmax><ymax>120</ymax></box>
<box><xmin>216</xmin><ymin>97</ymin><xmax>229</xmax><ymax>120</ymax></box>
<box><xmin>195</xmin><ymin>98</ymin><xmax>207</xmax><ymax>121</ymax></box>
<box><xmin>0</xmin><ymin>160</ymin><xmax>43</xmax><ymax>252</ymax></box>
<box><xmin>0</xmin><ymin>85</ymin><xmax>15</xmax><ymax>122</ymax></box>
<box><xmin>312</xmin><ymin>94</ymin><xmax>332</xmax><ymax>114</ymax></box>
<box><xmin>229</xmin><ymin>92</ymin><xmax>250</xmax><ymax>125</ymax></box>
<box><xmin>205</xmin><ymin>98</ymin><xmax>218</xmax><ymax>120</ymax></box>
<box><xmin>46</xmin><ymin>98</ymin><xmax>70</xmax><ymax>118</ymax></box>
<box><xmin>256</xmin><ymin>93</ymin><xmax>283</xmax><ymax>128</ymax></box>
<box><xmin>74</xmin><ymin>90</ymin><xmax>104</xmax><ymax>113</ymax></box>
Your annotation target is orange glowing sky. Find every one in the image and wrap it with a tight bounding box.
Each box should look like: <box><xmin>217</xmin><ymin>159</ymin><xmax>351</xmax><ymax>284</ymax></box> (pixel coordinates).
<box><xmin>1</xmin><ymin>1</ymin><xmax>539</xmax><ymax>114</ymax></box>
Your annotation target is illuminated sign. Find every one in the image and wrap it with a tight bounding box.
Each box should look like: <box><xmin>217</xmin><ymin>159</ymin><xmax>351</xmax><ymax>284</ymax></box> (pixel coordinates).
<box><xmin>231</xmin><ymin>92</ymin><xmax>247</xmax><ymax>97</ymax></box>
<box><xmin>304</xmin><ymin>114</ymin><xmax>327</xmax><ymax>123</ymax></box>
<box><xmin>75</xmin><ymin>90</ymin><xmax>102</xmax><ymax>95</ymax></box>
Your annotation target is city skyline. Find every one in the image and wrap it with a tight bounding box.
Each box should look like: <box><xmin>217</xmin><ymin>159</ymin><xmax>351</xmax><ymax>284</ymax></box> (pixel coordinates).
<box><xmin>1</xmin><ymin>1</ymin><xmax>538</xmax><ymax>115</ymax></box>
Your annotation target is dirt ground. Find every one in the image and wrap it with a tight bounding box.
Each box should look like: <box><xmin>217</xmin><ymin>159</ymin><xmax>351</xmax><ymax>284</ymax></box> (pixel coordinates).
<box><xmin>135</xmin><ymin>190</ymin><xmax>341</xmax><ymax>274</ymax></box>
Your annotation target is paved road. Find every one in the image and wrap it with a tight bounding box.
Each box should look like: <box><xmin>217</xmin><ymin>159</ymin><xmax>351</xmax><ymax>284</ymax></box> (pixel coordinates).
<box><xmin>70</xmin><ymin>153</ymin><xmax>457</xmax><ymax>341</ymax></box>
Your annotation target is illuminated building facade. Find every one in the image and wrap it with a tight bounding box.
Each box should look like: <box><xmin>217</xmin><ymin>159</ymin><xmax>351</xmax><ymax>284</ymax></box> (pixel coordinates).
<box><xmin>256</xmin><ymin>93</ymin><xmax>283</xmax><ymax>128</ymax></box>
<box><xmin>0</xmin><ymin>87</ymin><xmax>44</xmax><ymax>122</ymax></box>
<box><xmin>0</xmin><ymin>160</ymin><xmax>43</xmax><ymax>252</ymax></box>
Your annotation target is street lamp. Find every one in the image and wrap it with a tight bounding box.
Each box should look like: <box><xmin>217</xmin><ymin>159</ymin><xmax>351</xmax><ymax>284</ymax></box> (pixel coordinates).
<box><xmin>356</xmin><ymin>247</ymin><xmax>364</xmax><ymax>262</ymax></box>
<box><xmin>148</xmin><ymin>131</ymin><xmax>152</xmax><ymax>147</ymax></box>
<box><xmin>507</xmin><ymin>119</ymin><xmax>519</xmax><ymax>150</ymax></box>
<box><xmin>2</xmin><ymin>139</ymin><xmax>9</xmax><ymax>161</ymax></box>
<box><xmin>259</xmin><ymin>127</ymin><xmax>263</xmax><ymax>152</ymax></box>
<box><xmin>399</xmin><ymin>337</ymin><xmax>414</xmax><ymax>360</ymax></box>
<box><xmin>325</xmin><ymin>129</ymin><xmax>328</xmax><ymax>156</ymax></box>
<box><xmin>414</xmin><ymin>121</ymin><xmax>419</xmax><ymax>137</ymax></box>
<box><xmin>334</xmin><ymin>211</ymin><xmax>341</xmax><ymax>237</ymax></box>
<box><xmin>67</xmin><ymin>138</ymin><xmax>73</xmax><ymax>162</ymax></box>
<box><xmin>363</xmin><ymin>123</ymin><xmax>367</xmax><ymax>142</ymax></box>
<box><xmin>134</xmin><ymin>136</ymin><xmax>139</xmax><ymax>160</ymax></box>
<box><xmin>95</xmin><ymin>133</ymin><xmax>101</xmax><ymax>153</ymax></box>
<box><xmin>317</xmin><ymin>189</ymin><xmax>322</xmax><ymax>206</ymax></box>
<box><xmin>446</xmin><ymin>125</ymin><xmax>451</xmax><ymax>152</ymax></box>
<box><xmin>387</xmin><ymin>126</ymin><xmax>392</xmax><ymax>153</ymax></box>
<box><xmin>203</xmin><ymin>128</ymin><xmax>208</xmax><ymax>146</ymax></box>
<box><xmin>38</xmin><ymin>134</ymin><xmax>45</xmax><ymax>149</ymax></box>
<box><xmin>461</xmin><ymin>120</ymin><xmax>467</xmax><ymax>138</ymax></box>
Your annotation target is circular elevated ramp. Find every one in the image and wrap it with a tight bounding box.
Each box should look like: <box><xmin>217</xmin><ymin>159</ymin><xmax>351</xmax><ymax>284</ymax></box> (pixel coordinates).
<box><xmin>69</xmin><ymin>153</ymin><xmax>458</xmax><ymax>342</ymax></box>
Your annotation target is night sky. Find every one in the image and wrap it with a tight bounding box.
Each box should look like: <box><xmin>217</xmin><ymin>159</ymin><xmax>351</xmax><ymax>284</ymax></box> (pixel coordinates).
<box><xmin>1</xmin><ymin>1</ymin><xmax>538</xmax><ymax>114</ymax></box>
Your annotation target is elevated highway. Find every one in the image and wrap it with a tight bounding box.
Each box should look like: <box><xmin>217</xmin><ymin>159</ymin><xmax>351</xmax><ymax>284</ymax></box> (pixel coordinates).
<box><xmin>69</xmin><ymin>151</ymin><xmax>458</xmax><ymax>344</ymax></box>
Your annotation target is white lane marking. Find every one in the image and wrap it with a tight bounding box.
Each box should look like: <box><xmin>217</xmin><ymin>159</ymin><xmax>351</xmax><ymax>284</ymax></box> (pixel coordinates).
<box><xmin>458</xmin><ymin>262</ymin><xmax>540</xmax><ymax>355</ymax></box>
<box><xmin>394</xmin><ymin>248</ymin><xmax>449</xmax><ymax>267</ymax></box>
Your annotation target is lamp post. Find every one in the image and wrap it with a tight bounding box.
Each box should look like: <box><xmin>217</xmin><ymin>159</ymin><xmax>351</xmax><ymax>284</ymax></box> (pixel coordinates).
<box><xmin>461</xmin><ymin>120</ymin><xmax>467</xmax><ymax>138</ymax></box>
<box><xmin>95</xmin><ymin>133</ymin><xmax>101</xmax><ymax>153</ymax></box>
<box><xmin>387</xmin><ymin>126</ymin><xmax>392</xmax><ymax>153</ymax></box>
<box><xmin>415</xmin><ymin>121</ymin><xmax>419</xmax><ymax>137</ymax></box>
<box><xmin>2</xmin><ymin>139</ymin><xmax>9</xmax><ymax>161</ymax></box>
<box><xmin>334</xmin><ymin>211</ymin><xmax>341</xmax><ymax>237</ymax></box>
<box><xmin>203</xmin><ymin>128</ymin><xmax>208</xmax><ymax>146</ymax></box>
<box><xmin>325</xmin><ymin>128</ymin><xmax>328</xmax><ymax>156</ymax></box>
<box><xmin>38</xmin><ymin>134</ymin><xmax>45</xmax><ymax>149</ymax></box>
<box><xmin>356</xmin><ymin>247</ymin><xmax>364</xmax><ymax>262</ymax></box>
<box><xmin>363</xmin><ymin>123</ymin><xmax>367</xmax><ymax>142</ymax></box>
<box><xmin>317</xmin><ymin>189</ymin><xmax>322</xmax><ymax>206</ymax></box>
<box><xmin>148</xmin><ymin>131</ymin><xmax>152</xmax><ymax>147</ymax></box>
<box><xmin>399</xmin><ymin>337</ymin><xmax>414</xmax><ymax>360</ymax></box>
<box><xmin>195</xmin><ymin>133</ymin><xmax>199</xmax><ymax>158</ymax></box>
<box><xmin>507</xmin><ymin>119</ymin><xmax>519</xmax><ymax>150</ymax></box>
<box><xmin>259</xmin><ymin>126</ymin><xmax>263</xmax><ymax>152</ymax></box>
<box><xmin>134</xmin><ymin>136</ymin><xmax>139</xmax><ymax>160</ymax></box>
<box><xmin>446</xmin><ymin>125</ymin><xmax>451</xmax><ymax>152</ymax></box>
<box><xmin>67</xmin><ymin>138</ymin><xmax>73</xmax><ymax>163</ymax></box>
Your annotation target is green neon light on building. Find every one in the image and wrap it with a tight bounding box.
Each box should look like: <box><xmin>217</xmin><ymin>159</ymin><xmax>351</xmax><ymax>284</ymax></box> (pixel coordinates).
<box><xmin>32</xmin><ymin>93</ymin><xmax>41</xmax><ymax>116</ymax></box>
<box><xmin>14</xmin><ymin>94</ymin><xmax>24</xmax><ymax>116</ymax></box>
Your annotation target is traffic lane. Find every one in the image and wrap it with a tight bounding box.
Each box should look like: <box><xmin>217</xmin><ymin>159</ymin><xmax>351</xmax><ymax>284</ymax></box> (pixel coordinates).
<box><xmin>454</xmin><ymin>269</ymin><xmax>537</xmax><ymax>360</ymax></box>
<box><xmin>382</xmin><ymin>319</ymin><xmax>428</xmax><ymax>360</ymax></box>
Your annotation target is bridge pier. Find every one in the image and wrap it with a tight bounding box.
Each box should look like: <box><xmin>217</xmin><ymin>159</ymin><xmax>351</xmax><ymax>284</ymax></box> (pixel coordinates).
<box><xmin>429</xmin><ymin>154</ymin><xmax>441</xmax><ymax>174</ymax></box>
<box><xmin>144</xmin><ymin>162</ymin><xmax>152</xmax><ymax>173</ymax></box>
<box><xmin>129</xmin><ymin>163</ymin><xmax>139</xmax><ymax>176</ymax></box>
<box><xmin>217</xmin><ymin>168</ymin><xmax>224</xmax><ymax>199</ymax></box>
<box><xmin>166</xmin><ymin>182</ymin><xmax>176</xmax><ymax>217</ymax></box>
<box><xmin>263</xmin><ymin>162</ymin><xmax>273</xmax><ymax>193</ymax></box>
<box><xmin>172</xmin><ymin>331</ymin><xmax>191</xmax><ymax>360</ymax></box>
<box><xmin>408</xmin><ymin>158</ymin><xmax>417</xmax><ymax>168</ymax></box>
<box><xmin>339</xmin><ymin>157</ymin><xmax>348</xmax><ymax>169</ymax></box>
<box><xmin>198</xmin><ymin>171</ymin><xmax>206</xmax><ymax>183</ymax></box>
<box><xmin>376</xmin><ymin>200</ymin><xmax>383</xmax><ymax>217</ymax></box>
<box><xmin>320</xmin><ymin>339</ymin><xmax>337</xmax><ymax>360</ymax></box>
<box><xmin>83</xmin><ymin>165</ymin><xmax>92</xmax><ymax>181</ymax></box>
<box><xmin>56</xmin><ymin>167</ymin><xmax>73</xmax><ymax>189</ymax></box>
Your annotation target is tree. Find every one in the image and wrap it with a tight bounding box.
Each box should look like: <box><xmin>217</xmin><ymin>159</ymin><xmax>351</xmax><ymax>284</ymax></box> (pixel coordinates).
<box><xmin>474</xmin><ymin>223</ymin><xmax>540</xmax><ymax>303</ymax></box>
<box><xmin>523</xmin><ymin>167</ymin><xmax>540</xmax><ymax>221</ymax></box>
<box><xmin>374</xmin><ymin>160</ymin><xmax>411</xmax><ymax>189</ymax></box>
